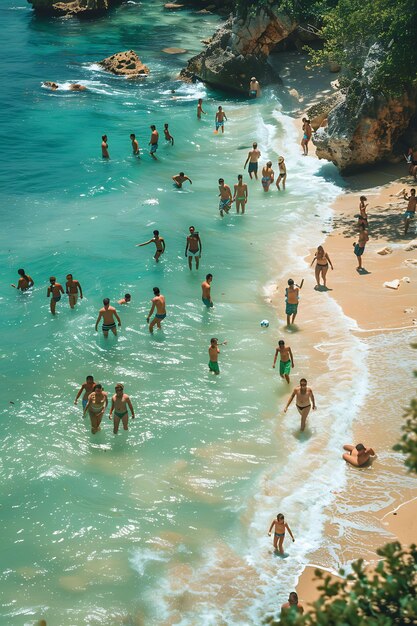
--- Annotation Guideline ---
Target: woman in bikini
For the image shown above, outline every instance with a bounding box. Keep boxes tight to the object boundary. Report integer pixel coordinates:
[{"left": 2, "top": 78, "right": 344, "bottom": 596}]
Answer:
[
  {"left": 276, "top": 156, "right": 287, "bottom": 190},
  {"left": 301, "top": 118, "right": 312, "bottom": 155},
  {"left": 232, "top": 174, "right": 248, "bottom": 214},
  {"left": 83, "top": 383, "right": 108, "bottom": 434},
  {"left": 284, "top": 378, "right": 316, "bottom": 432},
  {"left": 261, "top": 161, "right": 274, "bottom": 192},
  {"left": 310, "top": 245, "right": 333, "bottom": 288},
  {"left": 268, "top": 513, "right": 295, "bottom": 554},
  {"left": 109, "top": 383, "right": 135, "bottom": 435}
]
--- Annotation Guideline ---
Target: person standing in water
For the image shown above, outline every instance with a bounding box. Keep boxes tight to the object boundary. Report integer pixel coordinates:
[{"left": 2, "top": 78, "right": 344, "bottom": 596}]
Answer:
[
  {"left": 164, "top": 123, "right": 174, "bottom": 145},
  {"left": 301, "top": 118, "right": 312, "bottom": 155},
  {"left": 273, "top": 340, "right": 294, "bottom": 384},
  {"left": 218, "top": 178, "right": 232, "bottom": 217},
  {"left": 185, "top": 226, "right": 202, "bottom": 270},
  {"left": 101, "top": 135, "right": 109, "bottom": 159},
  {"left": 285, "top": 278, "right": 302, "bottom": 326},
  {"left": 281, "top": 592, "right": 304, "bottom": 615},
  {"left": 310, "top": 246, "right": 333, "bottom": 289},
  {"left": 201, "top": 273, "right": 213, "bottom": 308},
  {"left": 83, "top": 383, "right": 108, "bottom": 434},
  {"left": 65, "top": 274, "right": 83, "bottom": 309},
  {"left": 208, "top": 337, "right": 226, "bottom": 375},
  {"left": 95, "top": 298, "right": 121, "bottom": 337},
  {"left": 215, "top": 106, "right": 227, "bottom": 134},
  {"left": 268, "top": 513, "right": 295, "bottom": 554},
  {"left": 11, "top": 268, "right": 34, "bottom": 291},
  {"left": 147, "top": 287, "right": 166, "bottom": 333},
  {"left": 109, "top": 383, "right": 135, "bottom": 434},
  {"left": 74, "top": 375, "right": 96, "bottom": 411},
  {"left": 249, "top": 77, "right": 261, "bottom": 98},
  {"left": 47, "top": 276, "right": 64, "bottom": 315},
  {"left": 149, "top": 125, "right": 159, "bottom": 159},
  {"left": 136, "top": 230, "right": 165, "bottom": 262},
  {"left": 172, "top": 172, "right": 192, "bottom": 188},
  {"left": 353, "top": 226, "right": 369, "bottom": 270},
  {"left": 284, "top": 378, "right": 316, "bottom": 432},
  {"left": 130, "top": 133, "right": 139, "bottom": 156},
  {"left": 197, "top": 98, "right": 206, "bottom": 119},
  {"left": 232, "top": 174, "right": 248, "bottom": 214},
  {"left": 276, "top": 156, "right": 287, "bottom": 190},
  {"left": 244, "top": 142, "right": 261, "bottom": 180},
  {"left": 261, "top": 161, "right": 274, "bottom": 192}
]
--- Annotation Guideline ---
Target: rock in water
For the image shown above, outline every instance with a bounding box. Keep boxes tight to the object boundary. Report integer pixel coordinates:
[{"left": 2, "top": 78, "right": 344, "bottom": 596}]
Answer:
[
  {"left": 162, "top": 48, "right": 188, "bottom": 55},
  {"left": 27, "top": 0, "right": 121, "bottom": 17},
  {"left": 98, "top": 51, "right": 150, "bottom": 77}
]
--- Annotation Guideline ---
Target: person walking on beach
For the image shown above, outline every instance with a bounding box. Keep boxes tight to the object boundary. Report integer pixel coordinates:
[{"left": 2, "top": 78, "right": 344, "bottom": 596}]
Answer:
[
  {"left": 83, "top": 383, "right": 108, "bottom": 434},
  {"left": 310, "top": 246, "right": 333, "bottom": 289},
  {"left": 215, "top": 106, "right": 227, "bottom": 134},
  {"left": 276, "top": 156, "right": 287, "bottom": 190},
  {"left": 358, "top": 195, "right": 368, "bottom": 228},
  {"left": 342, "top": 443, "right": 376, "bottom": 467},
  {"left": 261, "top": 161, "right": 274, "bottom": 192},
  {"left": 164, "top": 123, "right": 174, "bottom": 146},
  {"left": 218, "top": 178, "right": 232, "bottom": 217},
  {"left": 285, "top": 278, "right": 303, "bottom": 326},
  {"left": 147, "top": 287, "right": 166, "bottom": 333},
  {"left": 74, "top": 375, "right": 96, "bottom": 411},
  {"left": 130, "top": 133, "right": 139, "bottom": 156},
  {"left": 268, "top": 513, "right": 295, "bottom": 554},
  {"left": 249, "top": 77, "right": 261, "bottom": 98},
  {"left": 208, "top": 337, "right": 226, "bottom": 375},
  {"left": 11, "top": 268, "right": 34, "bottom": 291},
  {"left": 65, "top": 273, "right": 83, "bottom": 309},
  {"left": 47, "top": 276, "right": 64, "bottom": 315},
  {"left": 301, "top": 118, "right": 312, "bottom": 156},
  {"left": 281, "top": 592, "right": 304, "bottom": 615},
  {"left": 101, "top": 135, "right": 109, "bottom": 159},
  {"left": 244, "top": 142, "right": 261, "bottom": 180},
  {"left": 109, "top": 383, "right": 135, "bottom": 434},
  {"left": 118, "top": 293, "right": 131, "bottom": 305},
  {"left": 407, "top": 147, "right": 417, "bottom": 180},
  {"left": 136, "top": 230, "right": 165, "bottom": 262},
  {"left": 273, "top": 340, "right": 294, "bottom": 384},
  {"left": 232, "top": 174, "right": 248, "bottom": 213},
  {"left": 95, "top": 298, "right": 121, "bottom": 337},
  {"left": 353, "top": 226, "right": 369, "bottom": 270},
  {"left": 201, "top": 273, "right": 213, "bottom": 308},
  {"left": 403, "top": 188, "right": 416, "bottom": 234},
  {"left": 197, "top": 98, "right": 206, "bottom": 119},
  {"left": 172, "top": 172, "right": 192, "bottom": 188},
  {"left": 284, "top": 378, "right": 316, "bottom": 432},
  {"left": 185, "top": 226, "right": 202, "bottom": 270},
  {"left": 149, "top": 125, "right": 159, "bottom": 159}
]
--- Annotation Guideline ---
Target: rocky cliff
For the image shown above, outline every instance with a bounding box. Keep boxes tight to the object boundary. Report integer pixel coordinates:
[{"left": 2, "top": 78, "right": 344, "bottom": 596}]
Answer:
[
  {"left": 27, "top": 0, "right": 121, "bottom": 17},
  {"left": 181, "top": 3, "right": 297, "bottom": 93}
]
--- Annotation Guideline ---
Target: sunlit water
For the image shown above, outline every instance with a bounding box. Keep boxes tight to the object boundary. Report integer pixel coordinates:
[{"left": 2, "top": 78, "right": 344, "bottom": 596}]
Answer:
[{"left": 1, "top": 2, "right": 415, "bottom": 625}]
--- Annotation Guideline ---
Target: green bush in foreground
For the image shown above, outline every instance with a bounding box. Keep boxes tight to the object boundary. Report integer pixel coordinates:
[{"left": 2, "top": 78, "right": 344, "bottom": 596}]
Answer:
[{"left": 393, "top": 372, "right": 417, "bottom": 474}]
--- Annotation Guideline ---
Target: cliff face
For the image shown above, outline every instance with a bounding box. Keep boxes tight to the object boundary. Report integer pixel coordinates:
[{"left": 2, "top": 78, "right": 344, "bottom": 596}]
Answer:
[
  {"left": 181, "top": 4, "right": 297, "bottom": 92},
  {"left": 27, "top": 0, "right": 121, "bottom": 17}
]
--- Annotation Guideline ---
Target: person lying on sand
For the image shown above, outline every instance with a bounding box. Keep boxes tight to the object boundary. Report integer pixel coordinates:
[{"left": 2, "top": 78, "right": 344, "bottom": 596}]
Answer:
[{"left": 342, "top": 443, "right": 375, "bottom": 467}]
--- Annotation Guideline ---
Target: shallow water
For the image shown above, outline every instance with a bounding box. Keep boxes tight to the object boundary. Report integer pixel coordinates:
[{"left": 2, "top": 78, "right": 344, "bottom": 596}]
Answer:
[{"left": 1, "top": 1, "right": 414, "bottom": 625}]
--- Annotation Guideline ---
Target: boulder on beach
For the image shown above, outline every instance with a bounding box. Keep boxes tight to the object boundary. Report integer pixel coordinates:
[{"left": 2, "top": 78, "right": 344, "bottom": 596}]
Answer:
[
  {"left": 376, "top": 246, "right": 393, "bottom": 255},
  {"left": 404, "top": 239, "right": 417, "bottom": 251},
  {"left": 383, "top": 279, "right": 400, "bottom": 290},
  {"left": 98, "top": 50, "right": 149, "bottom": 77}
]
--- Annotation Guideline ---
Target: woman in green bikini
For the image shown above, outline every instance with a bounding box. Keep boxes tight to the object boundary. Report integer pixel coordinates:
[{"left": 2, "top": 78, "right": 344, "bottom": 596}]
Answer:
[
  {"left": 232, "top": 174, "right": 248, "bottom": 214},
  {"left": 109, "top": 383, "right": 135, "bottom": 434},
  {"left": 268, "top": 513, "right": 295, "bottom": 554}
]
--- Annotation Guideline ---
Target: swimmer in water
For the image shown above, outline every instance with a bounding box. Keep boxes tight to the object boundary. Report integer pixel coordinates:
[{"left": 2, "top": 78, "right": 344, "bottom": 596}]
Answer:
[
  {"left": 147, "top": 287, "right": 166, "bottom": 333},
  {"left": 74, "top": 375, "right": 96, "bottom": 411},
  {"left": 130, "top": 133, "right": 139, "bottom": 156},
  {"left": 47, "top": 276, "right": 64, "bottom": 315},
  {"left": 185, "top": 226, "right": 202, "bottom": 270},
  {"left": 109, "top": 383, "right": 135, "bottom": 434},
  {"left": 215, "top": 106, "right": 227, "bottom": 134},
  {"left": 164, "top": 123, "right": 174, "bottom": 145},
  {"left": 95, "top": 298, "right": 121, "bottom": 337},
  {"left": 118, "top": 293, "right": 131, "bottom": 305},
  {"left": 197, "top": 98, "right": 206, "bottom": 119},
  {"left": 268, "top": 513, "right": 295, "bottom": 553},
  {"left": 284, "top": 378, "right": 316, "bottom": 432},
  {"left": 218, "top": 178, "right": 232, "bottom": 217},
  {"left": 11, "top": 268, "right": 34, "bottom": 291},
  {"left": 101, "top": 135, "right": 109, "bottom": 159},
  {"left": 232, "top": 174, "right": 248, "bottom": 214},
  {"left": 149, "top": 125, "right": 159, "bottom": 159},
  {"left": 136, "top": 229, "right": 165, "bottom": 262},
  {"left": 172, "top": 172, "right": 192, "bottom": 188},
  {"left": 65, "top": 273, "right": 83, "bottom": 309},
  {"left": 83, "top": 383, "right": 108, "bottom": 434}
]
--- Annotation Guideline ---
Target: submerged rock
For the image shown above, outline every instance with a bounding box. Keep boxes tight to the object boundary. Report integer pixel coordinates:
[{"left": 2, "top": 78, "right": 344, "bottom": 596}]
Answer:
[
  {"left": 27, "top": 0, "right": 121, "bottom": 17},
  {"left": 98, "top": 50, "right": 149, "bottom": 77}
]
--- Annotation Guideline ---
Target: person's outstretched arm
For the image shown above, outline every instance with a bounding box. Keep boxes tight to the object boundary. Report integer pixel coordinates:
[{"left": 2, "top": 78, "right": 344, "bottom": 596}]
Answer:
[
  {"left": 136, "top": 239, "right": 153, "bottom": 247},
  {"left": 284, "top": 390, "right": 296, "bottom": 412}
]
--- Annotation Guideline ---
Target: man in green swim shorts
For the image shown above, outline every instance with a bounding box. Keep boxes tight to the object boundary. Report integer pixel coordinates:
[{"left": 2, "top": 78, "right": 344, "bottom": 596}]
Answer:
[
  {"left": 109, "top": 383, "right": 135, "bottom": 434},
  {"left": 272, "top": 339, "right": 294, "bottom": 384},
  {"left": 208, "top": 337, "right": 226, "bottom": 375}
]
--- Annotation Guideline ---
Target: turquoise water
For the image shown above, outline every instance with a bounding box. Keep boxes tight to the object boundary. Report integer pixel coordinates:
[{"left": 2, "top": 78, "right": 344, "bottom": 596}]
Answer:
[{"left": 2, "top": 2, "right": 415, "bottom": 625}]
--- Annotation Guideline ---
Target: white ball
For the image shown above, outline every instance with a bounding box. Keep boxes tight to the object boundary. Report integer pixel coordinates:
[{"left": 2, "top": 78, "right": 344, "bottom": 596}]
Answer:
[{"left": 260, "top": 319, "right": 269, "bottom": 327}]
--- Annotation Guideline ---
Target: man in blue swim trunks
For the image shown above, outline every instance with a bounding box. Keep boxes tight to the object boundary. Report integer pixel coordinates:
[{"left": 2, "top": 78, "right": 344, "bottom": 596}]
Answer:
[
  {"left": 147, "top": 287, "right": 166, "bottom": 333},
  {"left": 218, "top": 178, "right": 232, "bottom": 217},
  {"left": 201, "top": 273, "right": 213, "bottom": 308},
  {"left": 95, "top": 298, "right": 121, "bottom": 337},
  {"left": 149, "top": 125, "right": 159, "bottom": 159},
  {"left": 74, "top": 375, "right": 96, "bottom": 410},
  {"left": 353, "top": 226, "right": 369, "bottom": 270},
  {"left": 215, "top": 105, "right": 227, "bottom": 134},
  {"left": 47, "top": 276, "right": 64, "bottom": 315},
  {"left": 403, "top": 188, "right": 416, "bottom": 234},
  {"left": 244, "top": 142, "right": 261, "bottom": 180},
  {"left": 285, "top": 278, "right": 302, "bottom": 326}
]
